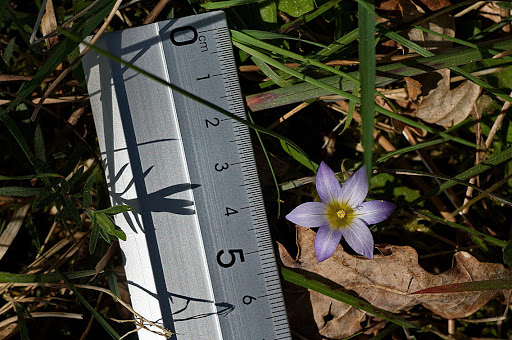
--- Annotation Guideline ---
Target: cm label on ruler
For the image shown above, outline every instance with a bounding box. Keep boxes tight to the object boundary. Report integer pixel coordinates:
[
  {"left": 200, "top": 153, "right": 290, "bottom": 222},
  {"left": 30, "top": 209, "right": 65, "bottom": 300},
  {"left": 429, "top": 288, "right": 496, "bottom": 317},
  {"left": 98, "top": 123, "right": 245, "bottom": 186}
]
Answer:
[{"left": 82, "top": 11, "right": 290, "bottom": 339}]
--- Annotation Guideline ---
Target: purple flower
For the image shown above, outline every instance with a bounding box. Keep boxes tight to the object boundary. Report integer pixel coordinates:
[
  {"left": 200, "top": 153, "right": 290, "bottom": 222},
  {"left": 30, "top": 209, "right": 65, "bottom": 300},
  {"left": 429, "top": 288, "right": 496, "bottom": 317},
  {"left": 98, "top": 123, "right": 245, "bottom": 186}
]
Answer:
[{"left": 286, "top": 162, "right": 396, "bottom": 262}]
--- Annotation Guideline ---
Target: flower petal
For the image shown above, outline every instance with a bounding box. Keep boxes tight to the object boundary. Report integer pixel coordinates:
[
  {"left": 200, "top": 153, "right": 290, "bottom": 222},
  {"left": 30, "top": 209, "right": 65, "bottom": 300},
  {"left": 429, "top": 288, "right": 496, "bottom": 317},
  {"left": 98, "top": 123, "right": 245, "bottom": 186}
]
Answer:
[
  {"left": 314, "top": 225, "right": 343, "bottom": 262},
  {"left": 316, "top": 162, "right": 343, "bottom": 203},
  {"left": 341, "top": 218, "right": 374, "bottom": 259},
  {"left": 356, "top": 200, "right": 396, "bottom": 224},
  {"left": 339, "top": 166, "right": 368, "bottom": 207},
  {"left": 285, "top": 202, "right": 327, "bottom": 227}
]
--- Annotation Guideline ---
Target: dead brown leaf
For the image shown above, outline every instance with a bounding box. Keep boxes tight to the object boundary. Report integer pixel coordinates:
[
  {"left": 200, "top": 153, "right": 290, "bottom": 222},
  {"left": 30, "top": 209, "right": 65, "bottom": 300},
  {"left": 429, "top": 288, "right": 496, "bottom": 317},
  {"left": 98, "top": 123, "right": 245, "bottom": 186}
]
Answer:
[
  {"left": 398, "top": 0, "right": 481, "bottom": 127},
  {"left": 404, "top": 76, "right": 422, "bottom": 101},
  {"left": 398, "top": 0, "right": 455, "bottom": 50},
  {"left": 40, "top": 0, "right": 58, "bottom": 48},
  {"left": 414, "top": 69, "right": 481, "bottom": 127},
  {"left": 417, "top": 0, "right": 451, "bottom": 12},
  {"left": 479, "top": 2, "right": 507, "bottom": 24},
  {"left": 279, "top": 228, "right": 511, "bottom": 339}
]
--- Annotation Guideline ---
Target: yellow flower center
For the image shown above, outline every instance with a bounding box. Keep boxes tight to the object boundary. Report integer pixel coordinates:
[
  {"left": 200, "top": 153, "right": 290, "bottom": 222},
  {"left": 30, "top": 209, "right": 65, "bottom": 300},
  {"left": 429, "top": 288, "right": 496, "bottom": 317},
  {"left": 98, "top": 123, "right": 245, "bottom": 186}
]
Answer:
[{"left": 326, "top": 201, "right": 354, "bottom": 229}]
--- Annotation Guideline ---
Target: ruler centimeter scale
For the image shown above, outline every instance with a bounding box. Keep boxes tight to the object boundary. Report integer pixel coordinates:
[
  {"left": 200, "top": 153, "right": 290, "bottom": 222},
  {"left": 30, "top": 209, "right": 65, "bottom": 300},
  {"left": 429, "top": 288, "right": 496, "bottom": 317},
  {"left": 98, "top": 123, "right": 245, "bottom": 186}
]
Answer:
[{"left": 81, "top": 11, "right": 291, "bottom": 340}]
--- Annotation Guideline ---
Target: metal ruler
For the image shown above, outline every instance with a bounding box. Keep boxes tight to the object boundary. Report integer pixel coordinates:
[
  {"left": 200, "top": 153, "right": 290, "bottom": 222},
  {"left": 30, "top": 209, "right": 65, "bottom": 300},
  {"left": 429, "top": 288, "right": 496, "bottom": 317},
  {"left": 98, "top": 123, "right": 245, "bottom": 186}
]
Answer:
[{"left": 81, "top": 11, "right": 291, "bottom": 340}]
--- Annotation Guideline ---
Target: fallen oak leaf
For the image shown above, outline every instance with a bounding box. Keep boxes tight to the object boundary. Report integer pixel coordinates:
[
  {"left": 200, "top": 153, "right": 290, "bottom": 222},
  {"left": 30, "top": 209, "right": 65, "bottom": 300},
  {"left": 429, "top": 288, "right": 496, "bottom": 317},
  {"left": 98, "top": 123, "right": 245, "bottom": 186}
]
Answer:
[
  {"left": 413, "top": 69, "right": 481, "bottom": 127},
  {"left": 279, "top": 228, "right": 511, "bottom": 338}
]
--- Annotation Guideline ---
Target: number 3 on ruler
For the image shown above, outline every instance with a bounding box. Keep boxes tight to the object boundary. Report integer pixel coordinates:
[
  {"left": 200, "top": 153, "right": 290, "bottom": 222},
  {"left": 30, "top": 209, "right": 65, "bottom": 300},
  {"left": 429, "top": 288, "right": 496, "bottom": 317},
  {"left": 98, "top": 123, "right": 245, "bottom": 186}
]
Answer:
[{"left": 217, "top": 249, "right": 245, "bottom": 268}]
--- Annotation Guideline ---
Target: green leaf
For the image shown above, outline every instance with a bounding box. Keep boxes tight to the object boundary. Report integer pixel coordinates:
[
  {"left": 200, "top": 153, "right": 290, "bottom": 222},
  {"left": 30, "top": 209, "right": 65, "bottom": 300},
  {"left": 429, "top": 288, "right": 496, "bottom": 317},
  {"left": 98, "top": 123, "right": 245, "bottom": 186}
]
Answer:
[
  {"left": 503, "top": 240, "right": 512, "bottom": 266},
  {"left": 96, "top": 212, "right": 127, "bottom": 241},
  {"left": 277, "top": 0, "right": 344, "bottom": 33},
  {"left": 280, "top": 140, "right": 318, "bottom": 172},
  {"left": 0, "top": 186, "right": 42, "bottom": 197},
  {"left": 82, "top": 174, "right": 97, "bottom": 209},
  {"left": 95, "top": 205, "right": 134, "bottom": 216},
  {"left": 0, "top": 0, "right": 10, "bottom": 21},
  {"left": 278, "top": 0, "right": 314, "bottom": 17},
  {"left": 106, "top": 265, "right": 120, "bottom": 298},
  {"left": 31, "top": 157, "right": 54, "bottom": 179},
  {"left": 57, "top": 196, "right": 82, "bottom": 227},
  {"left": 63, "top": 166, "right": 84, "bottom": 192},
  {"left": 2, "top": 37, "right": 15, "bottom": 65},
  {"left": 34, "top": 189, "right": 60, "bottom": 210},
  {"left": 259, "top": 0, "right": 277, "bottom": 23},
  {"left": 73, "top": 0, "right": 95, "bottom": 13},
  {"left": 498, "top": 1, "right": 512, "bottom": 10},
  {"left": 13, "top": 302, "right": 30, "bottom": 340},
  {"left": 61, "top": 145, "right": 83, "bottom": 177},
  {"left": 34, "top": 124, "right": 45, "bottom": 162},
  {"left": 98, "top": 223, "right": 114, "bottom": 243},
  {"left": 89, "top": 211, "right": 100, "bottom": 254}
]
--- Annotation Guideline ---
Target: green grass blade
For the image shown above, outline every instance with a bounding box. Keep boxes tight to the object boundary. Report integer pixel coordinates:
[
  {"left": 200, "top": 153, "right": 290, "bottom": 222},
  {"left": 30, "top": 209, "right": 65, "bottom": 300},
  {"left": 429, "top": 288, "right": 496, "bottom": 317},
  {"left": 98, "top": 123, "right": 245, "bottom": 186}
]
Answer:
[
  {"left": 13, "top": 302, "right": 30, "bottom": 340},
  {"left": 377, "top": 168, "right": 512, "bottom": 207},
  {"left": 0, "top": 0, "right": 116, "bottom": 165},
  {"left": 251, "top": 56, "right": 291, "bottom": 87},
  {"left": 246, "top": 38, "right": 512, "bottom": 111},
  {"left": 0, "top": 186, "right": 42, "bottom": 197},
  {"left": 247, "top": 110, "right": 282, "bottom": 216},
  {"left": 411, "top": 279, "right": 512, "bottom": 294},
  {"left": 57, "top": 269, "right": 120, "bottom": 339},
  {"left": 413, "top": 146, "right": 512, "bottom": 205},
  {"left": 201, "top": 0, "right": 266, "bottom": 9},
  {"left": 469, "top": 15, "right": 512, "bottom": 41},
  {"left": 231, "top": 30, "right": 360, "bottom": 86},
  {"left": 0, "top": 173, "right": 62, "bottom": 181},
  {"left": 375, "top": 138, "right": 448, "bottom": 164},
  {"left": 414, "top": 209, "right": 507, "bottom": 248},
  {"left": 0, "top": 270, "right": 97, "bottom": 283},
  {"left": 358, "top": 0, "right": 376, "bottom": 178},
  {"left": 342, "top": 87, "right": 359, "bottom": 134},
  {"left": 240, "top": 30, "right": 328, "bottom": 48},
  {"left": 280, "top": 140, "right": 319, "bottom": 172},
  {"left": 382, "top": 30, "right": 512, "bottom": 104},
  {"left": 281, "top": 267, "right": 421, "bottom": 329},
  {"left": 235, "top": 40, "right": 479, "bottom": 149},
  {"left": 1, "top": 0, "right": 116, "bottom": 118}
]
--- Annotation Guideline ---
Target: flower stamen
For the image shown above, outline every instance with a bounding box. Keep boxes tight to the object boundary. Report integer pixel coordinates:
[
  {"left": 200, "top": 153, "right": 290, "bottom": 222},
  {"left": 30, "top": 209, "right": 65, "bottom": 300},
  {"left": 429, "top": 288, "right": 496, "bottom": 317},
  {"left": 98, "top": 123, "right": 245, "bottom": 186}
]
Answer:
[{"left": 337, "top": 209, "right": 346, "bottom": 219}]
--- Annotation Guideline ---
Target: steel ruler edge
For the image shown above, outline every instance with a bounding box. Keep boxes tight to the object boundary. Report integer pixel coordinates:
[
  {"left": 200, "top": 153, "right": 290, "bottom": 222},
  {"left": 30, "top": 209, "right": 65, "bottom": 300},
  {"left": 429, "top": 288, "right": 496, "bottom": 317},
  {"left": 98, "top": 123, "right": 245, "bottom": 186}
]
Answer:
[{"left": 81, "top": 11, "right": 291, "bottom": 340}]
